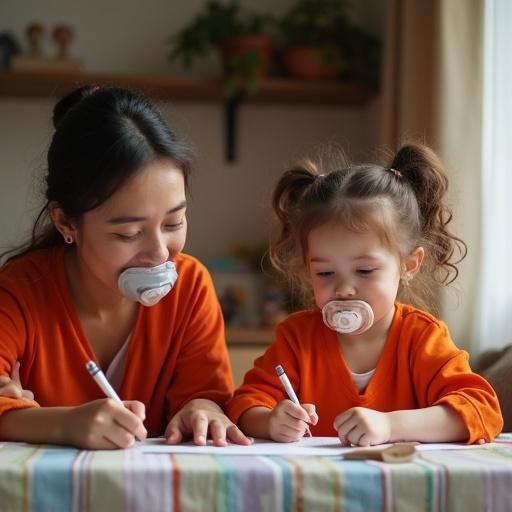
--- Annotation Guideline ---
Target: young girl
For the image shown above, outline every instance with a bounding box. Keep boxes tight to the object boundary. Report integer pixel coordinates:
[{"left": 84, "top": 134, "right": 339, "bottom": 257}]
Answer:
[
  {"left": 227, "top": 144, "right": 503, "bottom": 446},
  {"left": 0, "top": 85, "right": 250, "bottom": 449}
]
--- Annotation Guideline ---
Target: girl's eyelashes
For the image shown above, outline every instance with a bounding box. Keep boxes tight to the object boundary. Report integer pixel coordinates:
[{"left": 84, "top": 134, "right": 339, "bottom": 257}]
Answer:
[
  {"left": 357, "top": 268, "right": 376, "bottom": 275},
  {"left": 316, "top": 271, "right": 334, "bottom": 277}
]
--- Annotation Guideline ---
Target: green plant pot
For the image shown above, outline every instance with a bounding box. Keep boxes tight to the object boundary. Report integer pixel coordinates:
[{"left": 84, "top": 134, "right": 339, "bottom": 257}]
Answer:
[{"left": 282, "top": 45, "right": 343, "bottom": 80}]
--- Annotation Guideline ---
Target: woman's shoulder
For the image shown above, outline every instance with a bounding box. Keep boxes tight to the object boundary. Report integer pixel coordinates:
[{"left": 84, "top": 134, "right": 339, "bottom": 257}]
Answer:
[
  {"left": 174, "top": 252, "right": 211, "bottom": 281},
  {"left": 0, "top": 248, "right": 63, "bottom": 286}
]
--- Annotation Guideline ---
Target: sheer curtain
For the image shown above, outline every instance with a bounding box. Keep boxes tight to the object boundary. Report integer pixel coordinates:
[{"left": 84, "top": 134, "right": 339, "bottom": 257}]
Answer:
[{"left": 474, "top": 0, "right": 512, "bottom": 352}]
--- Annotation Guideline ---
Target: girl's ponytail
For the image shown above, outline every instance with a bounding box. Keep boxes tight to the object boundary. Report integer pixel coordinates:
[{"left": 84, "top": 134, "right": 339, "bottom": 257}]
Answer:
[{"left": 390, "top": 144, "right": 467, "bottom": 284}]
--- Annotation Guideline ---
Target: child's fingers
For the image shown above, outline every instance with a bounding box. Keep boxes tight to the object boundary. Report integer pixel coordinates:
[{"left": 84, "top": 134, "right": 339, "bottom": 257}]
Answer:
[
  {"left": 123, "top": 400, "right": 146, "bottom": 421},
  {"left": 302, "top": 403, "right": 318, "bottom": 425},
  {"left": 333, "top": 408, "right": 355, "bottom": 431},
  {"left": 283, "top": 400, "right": 311, "bottom": 424}
]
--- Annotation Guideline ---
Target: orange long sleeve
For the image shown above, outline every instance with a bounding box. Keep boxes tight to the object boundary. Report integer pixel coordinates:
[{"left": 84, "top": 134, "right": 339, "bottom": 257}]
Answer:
[
  {"left": 227, "top": 303, "right": 503, "bottom": 443},
  {"left": 0, "top": 248, "right": 233, "bottom": 437}
]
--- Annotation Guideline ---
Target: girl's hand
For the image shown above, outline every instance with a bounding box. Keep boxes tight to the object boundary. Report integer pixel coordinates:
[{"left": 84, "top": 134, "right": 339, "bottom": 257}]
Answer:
[
  {"left": 269, "top": 399, "right": 318, "bottom": 442},
  {"left": 165, "top": 398, "right": 252, "bottom": 447},
  {"left": 0, "top": 362, "right": 35, "bottom": 401},
  {"left": 334, "top": 407, "right": 391, "bottom": 446},
  {"left": 64, "top": 398, "right": 147, "bottom": 450}
]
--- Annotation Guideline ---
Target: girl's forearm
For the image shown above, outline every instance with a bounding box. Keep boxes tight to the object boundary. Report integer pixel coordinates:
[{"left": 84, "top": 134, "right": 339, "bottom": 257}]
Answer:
[
  {"left": 389, "top": 405, "right": 468, "bottom": 443},
  {"left": 0, "top": 407, "right": 72, "bottom": 445},
  {"left": 238, "top": 406, "right": 272, "bottom": 439}
]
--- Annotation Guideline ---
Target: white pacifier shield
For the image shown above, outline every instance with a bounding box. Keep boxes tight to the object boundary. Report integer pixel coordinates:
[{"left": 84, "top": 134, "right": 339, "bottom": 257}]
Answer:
[
  {"left": 322, "top": 299, "right": 374, "bottom": 335},
  {"left": 118, "top": 261, "right": 178, "bottom": 307}
]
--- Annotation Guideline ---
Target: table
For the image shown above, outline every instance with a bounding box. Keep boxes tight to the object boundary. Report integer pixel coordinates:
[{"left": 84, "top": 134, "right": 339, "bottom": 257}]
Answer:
[{"left": 1, "top": 435, "right": 512, "bottom": 512}]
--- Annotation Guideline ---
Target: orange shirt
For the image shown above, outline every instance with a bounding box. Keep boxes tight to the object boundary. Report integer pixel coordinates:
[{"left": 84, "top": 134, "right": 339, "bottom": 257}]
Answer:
[
  {"left": 227, "top": 303, "right": 503, "bottom": 443},
  {"left": 0, "top": 248, "right": 233, "bottom": 437}
]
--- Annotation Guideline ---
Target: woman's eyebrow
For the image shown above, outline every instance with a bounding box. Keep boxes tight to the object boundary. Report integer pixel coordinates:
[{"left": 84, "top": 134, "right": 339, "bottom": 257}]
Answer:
[{"left": 106, "top": 201, "right": 187, "bottom": 224}]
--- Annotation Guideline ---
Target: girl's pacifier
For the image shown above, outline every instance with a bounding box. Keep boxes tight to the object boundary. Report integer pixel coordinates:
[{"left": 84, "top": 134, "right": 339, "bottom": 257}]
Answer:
[
  {"left": 118, "top": 261, "right": 178, "bottom": 307},
  {"left": 322, "top": 299, "right": 374, "bottom": 335}
]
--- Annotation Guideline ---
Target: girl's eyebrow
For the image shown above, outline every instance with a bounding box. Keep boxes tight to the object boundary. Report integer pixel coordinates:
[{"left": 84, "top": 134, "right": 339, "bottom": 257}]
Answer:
[{"left": 106, "top": 200, "right": 187, "bottom": 224}]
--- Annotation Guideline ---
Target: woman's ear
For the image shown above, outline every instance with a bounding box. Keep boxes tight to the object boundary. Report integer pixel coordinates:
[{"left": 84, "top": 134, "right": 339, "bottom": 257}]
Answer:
[
  {"left": 48, "top": 202, "right": 77, "bottom": 245},
  {"left": 401, "top": 247, "right": 424, "bottom": 281}
]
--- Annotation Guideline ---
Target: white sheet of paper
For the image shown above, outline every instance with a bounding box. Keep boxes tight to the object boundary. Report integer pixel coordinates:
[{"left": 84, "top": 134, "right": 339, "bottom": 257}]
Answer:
[{"left": 135, "top": 437, "right": 496, "bottom": 456}]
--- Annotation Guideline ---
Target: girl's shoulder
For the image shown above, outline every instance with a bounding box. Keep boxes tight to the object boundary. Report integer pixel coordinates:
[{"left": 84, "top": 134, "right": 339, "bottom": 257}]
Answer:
[
  {"left": 276, "top": 308, "right": 323, "bottom": 335},
  {"left": 396, "top": 302, "right": 446, "bottom": 331}
]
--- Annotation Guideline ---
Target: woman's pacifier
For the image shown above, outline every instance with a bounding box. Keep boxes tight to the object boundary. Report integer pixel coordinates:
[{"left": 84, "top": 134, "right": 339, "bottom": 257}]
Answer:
[
  {"left": 322, "top": 299, "right": 374, "bottom": 335},
  {"left": 118, "top": 261, "right": 178, "bottom": 306}
]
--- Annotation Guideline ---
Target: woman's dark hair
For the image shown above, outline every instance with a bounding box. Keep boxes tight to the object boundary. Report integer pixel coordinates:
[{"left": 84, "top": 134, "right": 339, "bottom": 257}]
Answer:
[
  {"left": 269, "top": 143, "right": 467, "bottom": 314},
  {"left": 1, "top": 85, "right": 192, "bottom": 265}
]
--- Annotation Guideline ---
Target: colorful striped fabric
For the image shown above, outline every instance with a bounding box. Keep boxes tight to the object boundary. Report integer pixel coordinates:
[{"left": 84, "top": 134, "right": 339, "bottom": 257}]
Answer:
[{"left": 1, "top": 436, "right": 512, "bottom": 511}]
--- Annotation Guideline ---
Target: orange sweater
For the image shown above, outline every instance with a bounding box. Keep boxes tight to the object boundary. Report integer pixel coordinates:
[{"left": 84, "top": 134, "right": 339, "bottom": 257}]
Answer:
[
  {"left": 0, "top": 248, "right": 233, "bottom": 437},
  {"left": 227, "top": 303, "right": 503, "bottom": 443}
]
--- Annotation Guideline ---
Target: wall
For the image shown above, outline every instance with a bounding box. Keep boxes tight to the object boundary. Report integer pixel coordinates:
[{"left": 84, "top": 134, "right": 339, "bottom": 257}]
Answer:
[{"left": 0, "top": 0, "right": 384, "bottom": 260}]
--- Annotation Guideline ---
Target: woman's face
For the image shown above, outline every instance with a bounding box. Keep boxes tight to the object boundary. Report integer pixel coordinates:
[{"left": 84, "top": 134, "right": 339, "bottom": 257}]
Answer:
[{"left": 72, "top": 158, "right": 187, "bottom": 297}]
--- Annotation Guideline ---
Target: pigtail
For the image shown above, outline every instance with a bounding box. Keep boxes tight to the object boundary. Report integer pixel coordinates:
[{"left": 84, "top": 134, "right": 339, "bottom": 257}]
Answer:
[
  {"left": 391, "top": 144, "right": 467, "bottom": 285},
  {"left": 269, "top": 161, "right": 322, "bottom": 299}
]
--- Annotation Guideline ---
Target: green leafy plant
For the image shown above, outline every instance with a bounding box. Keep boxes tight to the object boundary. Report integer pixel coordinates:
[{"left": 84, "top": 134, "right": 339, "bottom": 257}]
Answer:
[
  {"left": 169, "top": 1, "right": 274, "bottom": 95},
  {"left": 278, "top": 0, "right": 380, "bottom": 82}
]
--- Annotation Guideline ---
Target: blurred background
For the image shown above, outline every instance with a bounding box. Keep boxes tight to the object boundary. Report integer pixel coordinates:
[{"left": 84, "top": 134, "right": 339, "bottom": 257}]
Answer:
[{"left": 1, "top": 0, "right": 510, "bottom": 385}]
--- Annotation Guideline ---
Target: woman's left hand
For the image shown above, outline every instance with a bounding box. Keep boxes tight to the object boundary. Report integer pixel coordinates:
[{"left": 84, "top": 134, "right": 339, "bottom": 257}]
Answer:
[
  {"left": 164, "top": 398, "right": 252, "bottom": 447},
  {"left": 0, "top": 362, "right": 35, "bottom": 402},
  {"left": 334, "top": 407, "right": 392, "bottom": 447}
]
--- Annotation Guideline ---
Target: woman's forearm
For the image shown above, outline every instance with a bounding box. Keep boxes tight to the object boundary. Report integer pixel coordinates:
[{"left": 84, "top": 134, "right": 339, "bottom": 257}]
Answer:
[
  {"left": 389, "top": 405, "right": 468, "bottom": 443},
  {"left": 0, "top": 407, "right": 72, "bottom": 445}
]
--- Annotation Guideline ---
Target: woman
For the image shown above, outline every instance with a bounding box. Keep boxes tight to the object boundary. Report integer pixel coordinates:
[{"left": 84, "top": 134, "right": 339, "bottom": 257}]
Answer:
[{"left": 0, "top": 85, "right": 250, "bottom": 449}]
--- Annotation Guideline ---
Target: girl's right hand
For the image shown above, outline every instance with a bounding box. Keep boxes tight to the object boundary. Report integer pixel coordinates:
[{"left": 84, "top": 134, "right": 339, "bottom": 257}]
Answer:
[
  {"left": 64, "top": 398, "right": 147, "bottom": 450},
  {"left": 269, "top": 399, "right": 318, "bottom": 442},
  {"left": 0, "top": 362, "right": 34, "bottom": 401}
]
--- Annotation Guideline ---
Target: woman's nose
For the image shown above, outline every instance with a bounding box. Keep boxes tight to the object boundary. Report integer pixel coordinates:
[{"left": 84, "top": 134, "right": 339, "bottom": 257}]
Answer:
[{"left": 139, "top": 235, "right": 169, "bottom": 266}]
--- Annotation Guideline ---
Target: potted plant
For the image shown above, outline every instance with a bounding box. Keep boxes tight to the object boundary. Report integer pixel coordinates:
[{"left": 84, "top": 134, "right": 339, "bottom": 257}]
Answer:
[
  {"left": 169, "top": 1, "right": 274, "bottom": 96},
  {"left": 277, "top": 0, "right": 380, "bottom": 82}
]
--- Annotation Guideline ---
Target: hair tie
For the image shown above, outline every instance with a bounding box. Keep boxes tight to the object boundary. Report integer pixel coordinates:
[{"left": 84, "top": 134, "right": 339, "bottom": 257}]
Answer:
[
  {"left": 387, "top": 168, "right": 402, "bottom": 179},
  {"left": 315, "top": 174, "right": 325, "bottom": 181}
]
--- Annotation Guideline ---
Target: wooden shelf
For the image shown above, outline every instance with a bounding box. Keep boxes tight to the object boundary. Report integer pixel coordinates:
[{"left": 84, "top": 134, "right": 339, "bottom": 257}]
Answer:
[
  {"left": 226, "top": 327, "right": 275, "bottom": 346},
  {"left": 0, "top": 70, "right": 376, "bottom": 105}
]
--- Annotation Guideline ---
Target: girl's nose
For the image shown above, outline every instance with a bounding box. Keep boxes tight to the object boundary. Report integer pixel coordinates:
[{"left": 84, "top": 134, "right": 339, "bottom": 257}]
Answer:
[{"left": 335, "top": 281, "right": 356, "bottom": 298}]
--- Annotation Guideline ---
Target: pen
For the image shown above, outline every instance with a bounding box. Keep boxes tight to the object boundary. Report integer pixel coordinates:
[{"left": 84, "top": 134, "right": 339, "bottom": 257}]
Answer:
[
  {"left": 275, "top": 364, "right": 312, "bottom": 437},
  {"left": 85, "top": 361, "right": 122, "bottom": 403},
  {"left": 85, "top": 360, "right": 143, "bottom": 441}
]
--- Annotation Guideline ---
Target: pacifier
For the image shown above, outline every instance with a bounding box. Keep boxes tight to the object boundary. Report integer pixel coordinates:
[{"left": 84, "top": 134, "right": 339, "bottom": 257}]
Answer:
[
  {"left": 118, "top": 261, "right": 178, "bottom": 306},
  {"left": 322, "top": 299, "right": 374, "bottom": 335}
]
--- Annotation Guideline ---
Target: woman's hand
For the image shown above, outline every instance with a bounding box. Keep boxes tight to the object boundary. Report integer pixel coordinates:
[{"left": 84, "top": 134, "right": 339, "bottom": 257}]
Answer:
[
  {"left": 334, "top": 407, "right": 391, "bottom": 446},
  {"left": 164, "top": 398, "right": 252, "bottom": 447},
  {"left": 0, "top": 362, "right": 35, "bottom": 401},
  {"left": 268, "top": 399, "right": 318, "bottom": 442},
  {"left": 63, "top": 398, "right": 147, "bottom": 450}
]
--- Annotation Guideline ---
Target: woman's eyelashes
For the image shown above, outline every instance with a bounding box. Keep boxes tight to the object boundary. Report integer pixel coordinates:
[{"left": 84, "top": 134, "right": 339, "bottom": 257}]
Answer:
[{"left": 114, "top": 221, "right": 185, "bottom": 241}]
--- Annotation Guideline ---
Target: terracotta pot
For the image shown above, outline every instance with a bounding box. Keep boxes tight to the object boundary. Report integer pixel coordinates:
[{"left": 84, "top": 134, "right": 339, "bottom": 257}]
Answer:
[
  {"left": 282, "top": 46, "right": 342, "bottom": 80},
  {"left": 219, "top": 35, "right": 273, "bottom": 76}
]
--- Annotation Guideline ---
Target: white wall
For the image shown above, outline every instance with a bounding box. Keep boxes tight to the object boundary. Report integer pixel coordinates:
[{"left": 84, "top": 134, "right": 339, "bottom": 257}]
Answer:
[{"left": 0, "top": 0, "right": 384, "bottom": 260}]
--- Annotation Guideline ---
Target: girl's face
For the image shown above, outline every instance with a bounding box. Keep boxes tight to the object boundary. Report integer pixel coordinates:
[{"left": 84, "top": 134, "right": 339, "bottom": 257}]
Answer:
[
  {"left": 72, "top": 159, "right": 187, "bottom": 298},
  {"left": 307, "top": 222, "right": 406, "bottom": 332}
]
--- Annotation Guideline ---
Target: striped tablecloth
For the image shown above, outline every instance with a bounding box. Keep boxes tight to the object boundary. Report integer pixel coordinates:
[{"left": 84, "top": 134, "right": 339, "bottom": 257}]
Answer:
[{"left": 1, "top": 435, "right": 512, "bottom": 512}]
